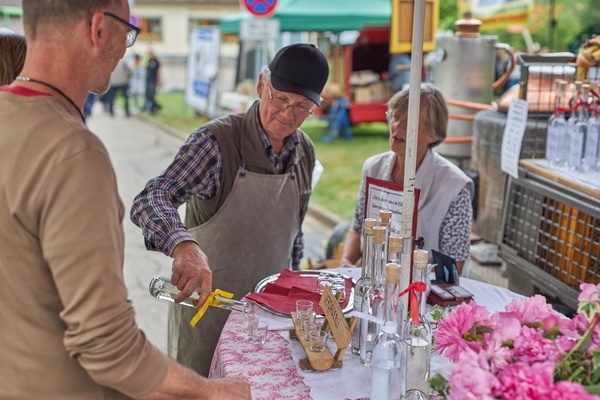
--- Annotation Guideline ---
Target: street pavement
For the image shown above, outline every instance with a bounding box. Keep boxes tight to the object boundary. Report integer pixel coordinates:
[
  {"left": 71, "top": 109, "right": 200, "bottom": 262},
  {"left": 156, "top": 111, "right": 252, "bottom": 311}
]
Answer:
[{"left": 88, "top": 106, "right": 332, "bottom": 353}]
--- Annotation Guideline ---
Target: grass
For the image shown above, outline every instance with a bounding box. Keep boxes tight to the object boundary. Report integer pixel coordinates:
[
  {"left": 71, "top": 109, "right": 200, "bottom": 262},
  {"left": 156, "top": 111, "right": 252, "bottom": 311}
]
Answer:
[
  {"left": 154, "top": 91, "right": 209, "bottom": 133},
  {"left": 150, "top": 91, "right": 390, "bottom": 221},
  {"left": 301, "top": 120, "right": 389, "bottom": 220}
]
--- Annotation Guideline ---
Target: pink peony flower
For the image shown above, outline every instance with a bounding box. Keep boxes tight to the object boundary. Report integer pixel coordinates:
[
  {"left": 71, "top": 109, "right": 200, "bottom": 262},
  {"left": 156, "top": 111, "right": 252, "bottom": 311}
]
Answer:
[
  {"left": 433, "top": 301, "right": 491, "bottom": 361},
  {"left": 549, "top": 381, "right": 598, "bottom": 400},
  {"left": 504, "top": 294, "right": 555, "bottom": 325},
  {"left": 480, "top": 340, "right": 513, "bottom": 374},
  {"left": 542, "top": 313, "right": 562, "bottom": 333},
  {"left": 579, "top": 283, "right": 600, "bottom": 303},
  {"left": 433, "top": 283, "right": 600, "bottom": 400},
  {"left": 560, "top": 312, "right": 588, "bottom": 338},
  {"left": 489, "top": 311, "right": 522, "bottom": 345},
  {"left": 512, "top": 326, "right": 561, "bottom": 364},
  {"left": 494, "top": 361, "right": 554, "bottom": 400},
  {"left": 447, "top": 349, "right": 498, "bottom": 400},
  {"left": 554, "top": 334, "right": 577, "bottom": 353}
]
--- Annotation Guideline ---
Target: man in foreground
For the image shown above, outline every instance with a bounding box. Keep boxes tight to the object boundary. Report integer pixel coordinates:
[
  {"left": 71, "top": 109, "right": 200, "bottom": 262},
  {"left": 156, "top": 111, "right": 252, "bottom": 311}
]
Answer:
[{"left": 0, "top": 1, "right": 250, "bottom": 398}]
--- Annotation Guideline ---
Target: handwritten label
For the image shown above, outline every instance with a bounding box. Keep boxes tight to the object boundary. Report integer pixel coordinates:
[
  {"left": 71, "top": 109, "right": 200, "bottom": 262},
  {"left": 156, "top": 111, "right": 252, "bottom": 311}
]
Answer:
[{"left": 320, "top": 285, "right": 351, "bottom": 347}]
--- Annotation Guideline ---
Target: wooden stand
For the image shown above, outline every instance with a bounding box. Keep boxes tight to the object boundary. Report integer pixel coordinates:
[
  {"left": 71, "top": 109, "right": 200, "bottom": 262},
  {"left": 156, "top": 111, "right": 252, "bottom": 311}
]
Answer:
[{"left": 289, "top": 285, "right": 357, "bottom": 371}]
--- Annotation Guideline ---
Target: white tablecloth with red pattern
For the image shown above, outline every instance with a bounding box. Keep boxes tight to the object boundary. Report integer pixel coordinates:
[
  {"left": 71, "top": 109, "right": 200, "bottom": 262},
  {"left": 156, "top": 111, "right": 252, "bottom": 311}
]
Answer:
[{"left": 208, "top": 270, "right": 524, "bottom": 400}]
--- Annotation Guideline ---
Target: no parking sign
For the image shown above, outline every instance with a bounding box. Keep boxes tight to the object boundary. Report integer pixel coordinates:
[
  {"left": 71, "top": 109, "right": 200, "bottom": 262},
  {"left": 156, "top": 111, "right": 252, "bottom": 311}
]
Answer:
[{"left": 240, "top": 0, "right": 278, "bottom": 18}]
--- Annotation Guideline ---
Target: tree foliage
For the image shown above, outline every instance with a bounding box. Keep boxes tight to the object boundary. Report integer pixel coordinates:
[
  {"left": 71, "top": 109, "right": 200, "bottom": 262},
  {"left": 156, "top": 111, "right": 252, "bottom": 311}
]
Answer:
[{"left": 436, "top": 0, "right": 599, "bottom": 53}]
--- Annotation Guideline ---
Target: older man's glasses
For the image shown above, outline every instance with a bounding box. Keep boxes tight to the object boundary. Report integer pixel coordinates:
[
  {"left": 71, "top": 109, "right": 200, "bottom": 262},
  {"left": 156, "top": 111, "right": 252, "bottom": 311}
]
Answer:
[
  {"left": 267, "top": 84, "right": 314, "bottom": 118},
  {"left": 103, "top": 12, "right": 141, "bottom": 48}
]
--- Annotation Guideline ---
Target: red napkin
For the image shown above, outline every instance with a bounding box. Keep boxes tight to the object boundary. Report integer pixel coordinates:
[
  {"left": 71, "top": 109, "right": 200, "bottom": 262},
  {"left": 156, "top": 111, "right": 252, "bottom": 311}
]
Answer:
[{"left": 246, "top": 269, "right": 352, "bottom": 316}]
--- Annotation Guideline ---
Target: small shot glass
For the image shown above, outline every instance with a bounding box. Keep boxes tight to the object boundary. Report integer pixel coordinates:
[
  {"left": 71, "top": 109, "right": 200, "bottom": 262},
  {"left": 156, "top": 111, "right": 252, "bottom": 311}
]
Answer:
[
  {"left": 303, "top": 319, "right": 323, "bottom": 341},
  {"left": 318, "top": 279, "right": 333, "bottom": 295},
  {"left": 295, "top": 300, "right": 313, "bottom": 320},
  {"left": 251, "top": 320, "right": 269, "bottom": 346},
  {"left": 331, "top": 283, "right": 347, "bottom": 302},
  {"left": 309, "top": 330, "right": 329, "bottom": 353},
  {"left": 245, "top": 314, "right": 259, "bottom": 339},
  {"left": 298, "top": 310, "right": 315, "bottom": 331}
]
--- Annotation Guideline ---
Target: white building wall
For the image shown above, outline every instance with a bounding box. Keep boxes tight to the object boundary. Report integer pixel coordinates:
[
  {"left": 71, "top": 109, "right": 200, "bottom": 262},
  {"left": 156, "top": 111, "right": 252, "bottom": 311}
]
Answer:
[{"left": 131, "top": 3, "right": 239, "bottom": 60}]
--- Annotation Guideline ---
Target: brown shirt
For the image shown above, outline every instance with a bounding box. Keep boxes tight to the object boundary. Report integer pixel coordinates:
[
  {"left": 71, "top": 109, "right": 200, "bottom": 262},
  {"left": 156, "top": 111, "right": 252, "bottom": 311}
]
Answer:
[{"left": 0, "top": 89, "right": 168, "bottom": 399}]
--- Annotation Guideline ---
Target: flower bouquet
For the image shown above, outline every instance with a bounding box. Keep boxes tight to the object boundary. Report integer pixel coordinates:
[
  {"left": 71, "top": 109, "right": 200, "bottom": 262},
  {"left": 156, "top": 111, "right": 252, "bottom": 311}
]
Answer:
[{"left": 430, "top": 283, "right": 600, "bottom": 400}]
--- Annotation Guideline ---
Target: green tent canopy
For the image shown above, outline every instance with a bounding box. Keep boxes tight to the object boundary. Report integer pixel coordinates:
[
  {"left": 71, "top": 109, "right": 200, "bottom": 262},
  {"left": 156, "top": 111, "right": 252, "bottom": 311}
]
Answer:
[{"left": 220, "top": 0, "right": 391, "bottom": 33}]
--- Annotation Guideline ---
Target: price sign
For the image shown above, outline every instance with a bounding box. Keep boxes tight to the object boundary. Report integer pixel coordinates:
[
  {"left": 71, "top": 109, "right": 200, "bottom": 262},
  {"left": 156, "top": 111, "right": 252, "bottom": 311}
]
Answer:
[{"left": 240, "top": 0, "right": 278, "bottom": 18}]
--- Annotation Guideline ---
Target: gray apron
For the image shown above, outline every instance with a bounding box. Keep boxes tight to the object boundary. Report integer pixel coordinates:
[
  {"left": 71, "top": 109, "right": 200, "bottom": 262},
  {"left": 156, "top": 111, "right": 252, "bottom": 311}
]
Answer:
[{"left": 168, "top": 166, "right": 300, "bottom": 376}]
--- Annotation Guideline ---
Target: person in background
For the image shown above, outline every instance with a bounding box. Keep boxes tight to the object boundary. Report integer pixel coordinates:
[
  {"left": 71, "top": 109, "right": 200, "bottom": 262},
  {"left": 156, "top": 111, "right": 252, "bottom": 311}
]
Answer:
[
  {"left": 0, "top": 0, "right": 250, "bottom": 398},
  {"left": 131, "top": 43, "right": 329, "bottom": 376},
  {"left": 107, "top": 57, "right": 131, "bottom": 117},
  {"left": 129, "top": 53, "right": 146, "bottom": 112},
  {"left": 339, "top": 83, "right": 474, "bottom": 275},
  {"left": 83, "top": 92, "right": 98, "bottom": 118},
  {"left": 144, "top": 48, "right": 162, "bottom": 114},
  {"left": 0, "top": 28, "right": 26, "bottom": 85}
]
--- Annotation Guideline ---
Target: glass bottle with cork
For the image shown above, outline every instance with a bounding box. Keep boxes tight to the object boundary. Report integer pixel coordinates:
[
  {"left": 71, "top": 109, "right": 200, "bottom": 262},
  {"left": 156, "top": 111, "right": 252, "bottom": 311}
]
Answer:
[
  {"left": 371, "top": 321, "right": 406, "bottom": 400},
  {"left": 586, "top": 81, "right": 600, "bottom": 171},
  {"left": 378, "top": 262, "right": 405, "bottom": 336},
  {"left": 403, "top": 249, "right": 432, "bottom": 396},
  {"left": 378, "top": 209, "right": 392, "bottom": 260},
  {"left": 360, "top": 225, "right": 387, "bottom": 367},
  {"left": 569, "top": 83, "right": 591, "bottom": 172},
  {"left": 352, "top": 217, "right": 378, "bottom": 355},
  {"left": 546, "top": 79, "right": 569, "bottom": 167}
]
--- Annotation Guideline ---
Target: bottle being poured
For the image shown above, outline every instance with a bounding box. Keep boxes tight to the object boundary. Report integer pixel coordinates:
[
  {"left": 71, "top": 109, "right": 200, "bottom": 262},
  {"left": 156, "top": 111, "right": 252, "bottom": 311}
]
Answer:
[{"left": 149, "top": 276, "right": 251, "bottom": 314}]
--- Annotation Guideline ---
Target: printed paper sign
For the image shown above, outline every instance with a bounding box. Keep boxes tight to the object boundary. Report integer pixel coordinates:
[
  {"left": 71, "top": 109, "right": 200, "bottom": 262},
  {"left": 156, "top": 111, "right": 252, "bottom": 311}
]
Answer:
[
  {"left": 364, "top": 177, "right": 420, "bottom": 237},
  {"left": 501, "top": 99, "right": 528, "bottom": 179}
]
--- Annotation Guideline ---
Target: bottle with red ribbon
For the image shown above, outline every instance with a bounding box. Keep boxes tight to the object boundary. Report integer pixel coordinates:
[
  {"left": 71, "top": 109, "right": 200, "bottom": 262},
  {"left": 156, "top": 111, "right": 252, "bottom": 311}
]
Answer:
[{"left": 402, "top": 249, "right": 432, "bottom": 396}]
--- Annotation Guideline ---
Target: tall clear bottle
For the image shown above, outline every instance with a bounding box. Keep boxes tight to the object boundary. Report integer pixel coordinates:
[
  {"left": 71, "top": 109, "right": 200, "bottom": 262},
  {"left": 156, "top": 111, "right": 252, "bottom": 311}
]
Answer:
[
  {"left": 404, "top": 249, "right": 432, "bottom": 396},
  {"left": 586, "top": 81, "right": 600, "bottom": 171},
  {"left": 149, "top": 276, "right": 251, "bottom": 314},
  {"left": 360, "top": 225, "right": 386, "bottom": 367},
  {"left": 379, "top": 209, "right": 393, "bottom": 260},
  {"left": 387, "top": 235, "right": 402, "bottom": 264},
  {"left": 565, "top": 81, "right": 583, "bottom": 168},
  {"left": 352, "top": 217, "right": 378, "bottom": 355},
  {"left": 371, "top": 321, "right": 406, "bottom": 400},
  {"left": 377, "top": 262, "right": 405, "bottom": 337},
  {"left": 546, "top": 80, "right": 568, "bottom": 167},
  {"left": 569, "top": 83, "right": 591, "bottom": 172}
]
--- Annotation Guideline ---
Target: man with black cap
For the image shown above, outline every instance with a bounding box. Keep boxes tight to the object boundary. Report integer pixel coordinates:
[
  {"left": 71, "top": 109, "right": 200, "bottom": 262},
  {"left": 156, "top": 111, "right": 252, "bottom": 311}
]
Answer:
[{"left": 131, "top": 43, "right": 329, "bottom": 376}]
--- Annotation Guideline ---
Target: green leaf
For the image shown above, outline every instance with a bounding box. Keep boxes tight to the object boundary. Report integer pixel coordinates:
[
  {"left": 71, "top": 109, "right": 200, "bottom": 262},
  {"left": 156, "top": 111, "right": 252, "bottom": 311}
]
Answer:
[
  {"left": 578, "top": 302, "right": 600, "bottom": 321},
  {"left": 584, "top": 384, "right": 600, "bottom": 394},
  {"left": 429, "top": 373, "right": 450, "bottom": 398}
]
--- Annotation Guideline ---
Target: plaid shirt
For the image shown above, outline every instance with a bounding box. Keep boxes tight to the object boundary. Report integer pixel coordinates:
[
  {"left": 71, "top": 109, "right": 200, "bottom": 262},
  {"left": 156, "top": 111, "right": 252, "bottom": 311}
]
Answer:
[{"left": 131, "top": 107, "right": 305, "bottom": 269}]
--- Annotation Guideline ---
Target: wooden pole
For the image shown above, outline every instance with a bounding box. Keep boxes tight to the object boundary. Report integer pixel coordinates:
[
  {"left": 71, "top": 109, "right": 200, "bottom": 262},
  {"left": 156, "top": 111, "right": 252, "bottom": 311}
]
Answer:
[{"left": 399, "top": 0, "right": 426, "bottom": 312}]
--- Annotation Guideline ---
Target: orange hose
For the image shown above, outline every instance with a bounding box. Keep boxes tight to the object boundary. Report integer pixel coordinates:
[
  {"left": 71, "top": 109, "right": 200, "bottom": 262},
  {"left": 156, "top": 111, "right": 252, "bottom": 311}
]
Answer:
[
  {"left": 449, "top": 112, "right": 475, "bottom": 121},
  {"left": 446, "top": 97, "right": 493, "bottom": 111},
  {"left": 443, "top": 136, "right": 473, "bottom": 144}
]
